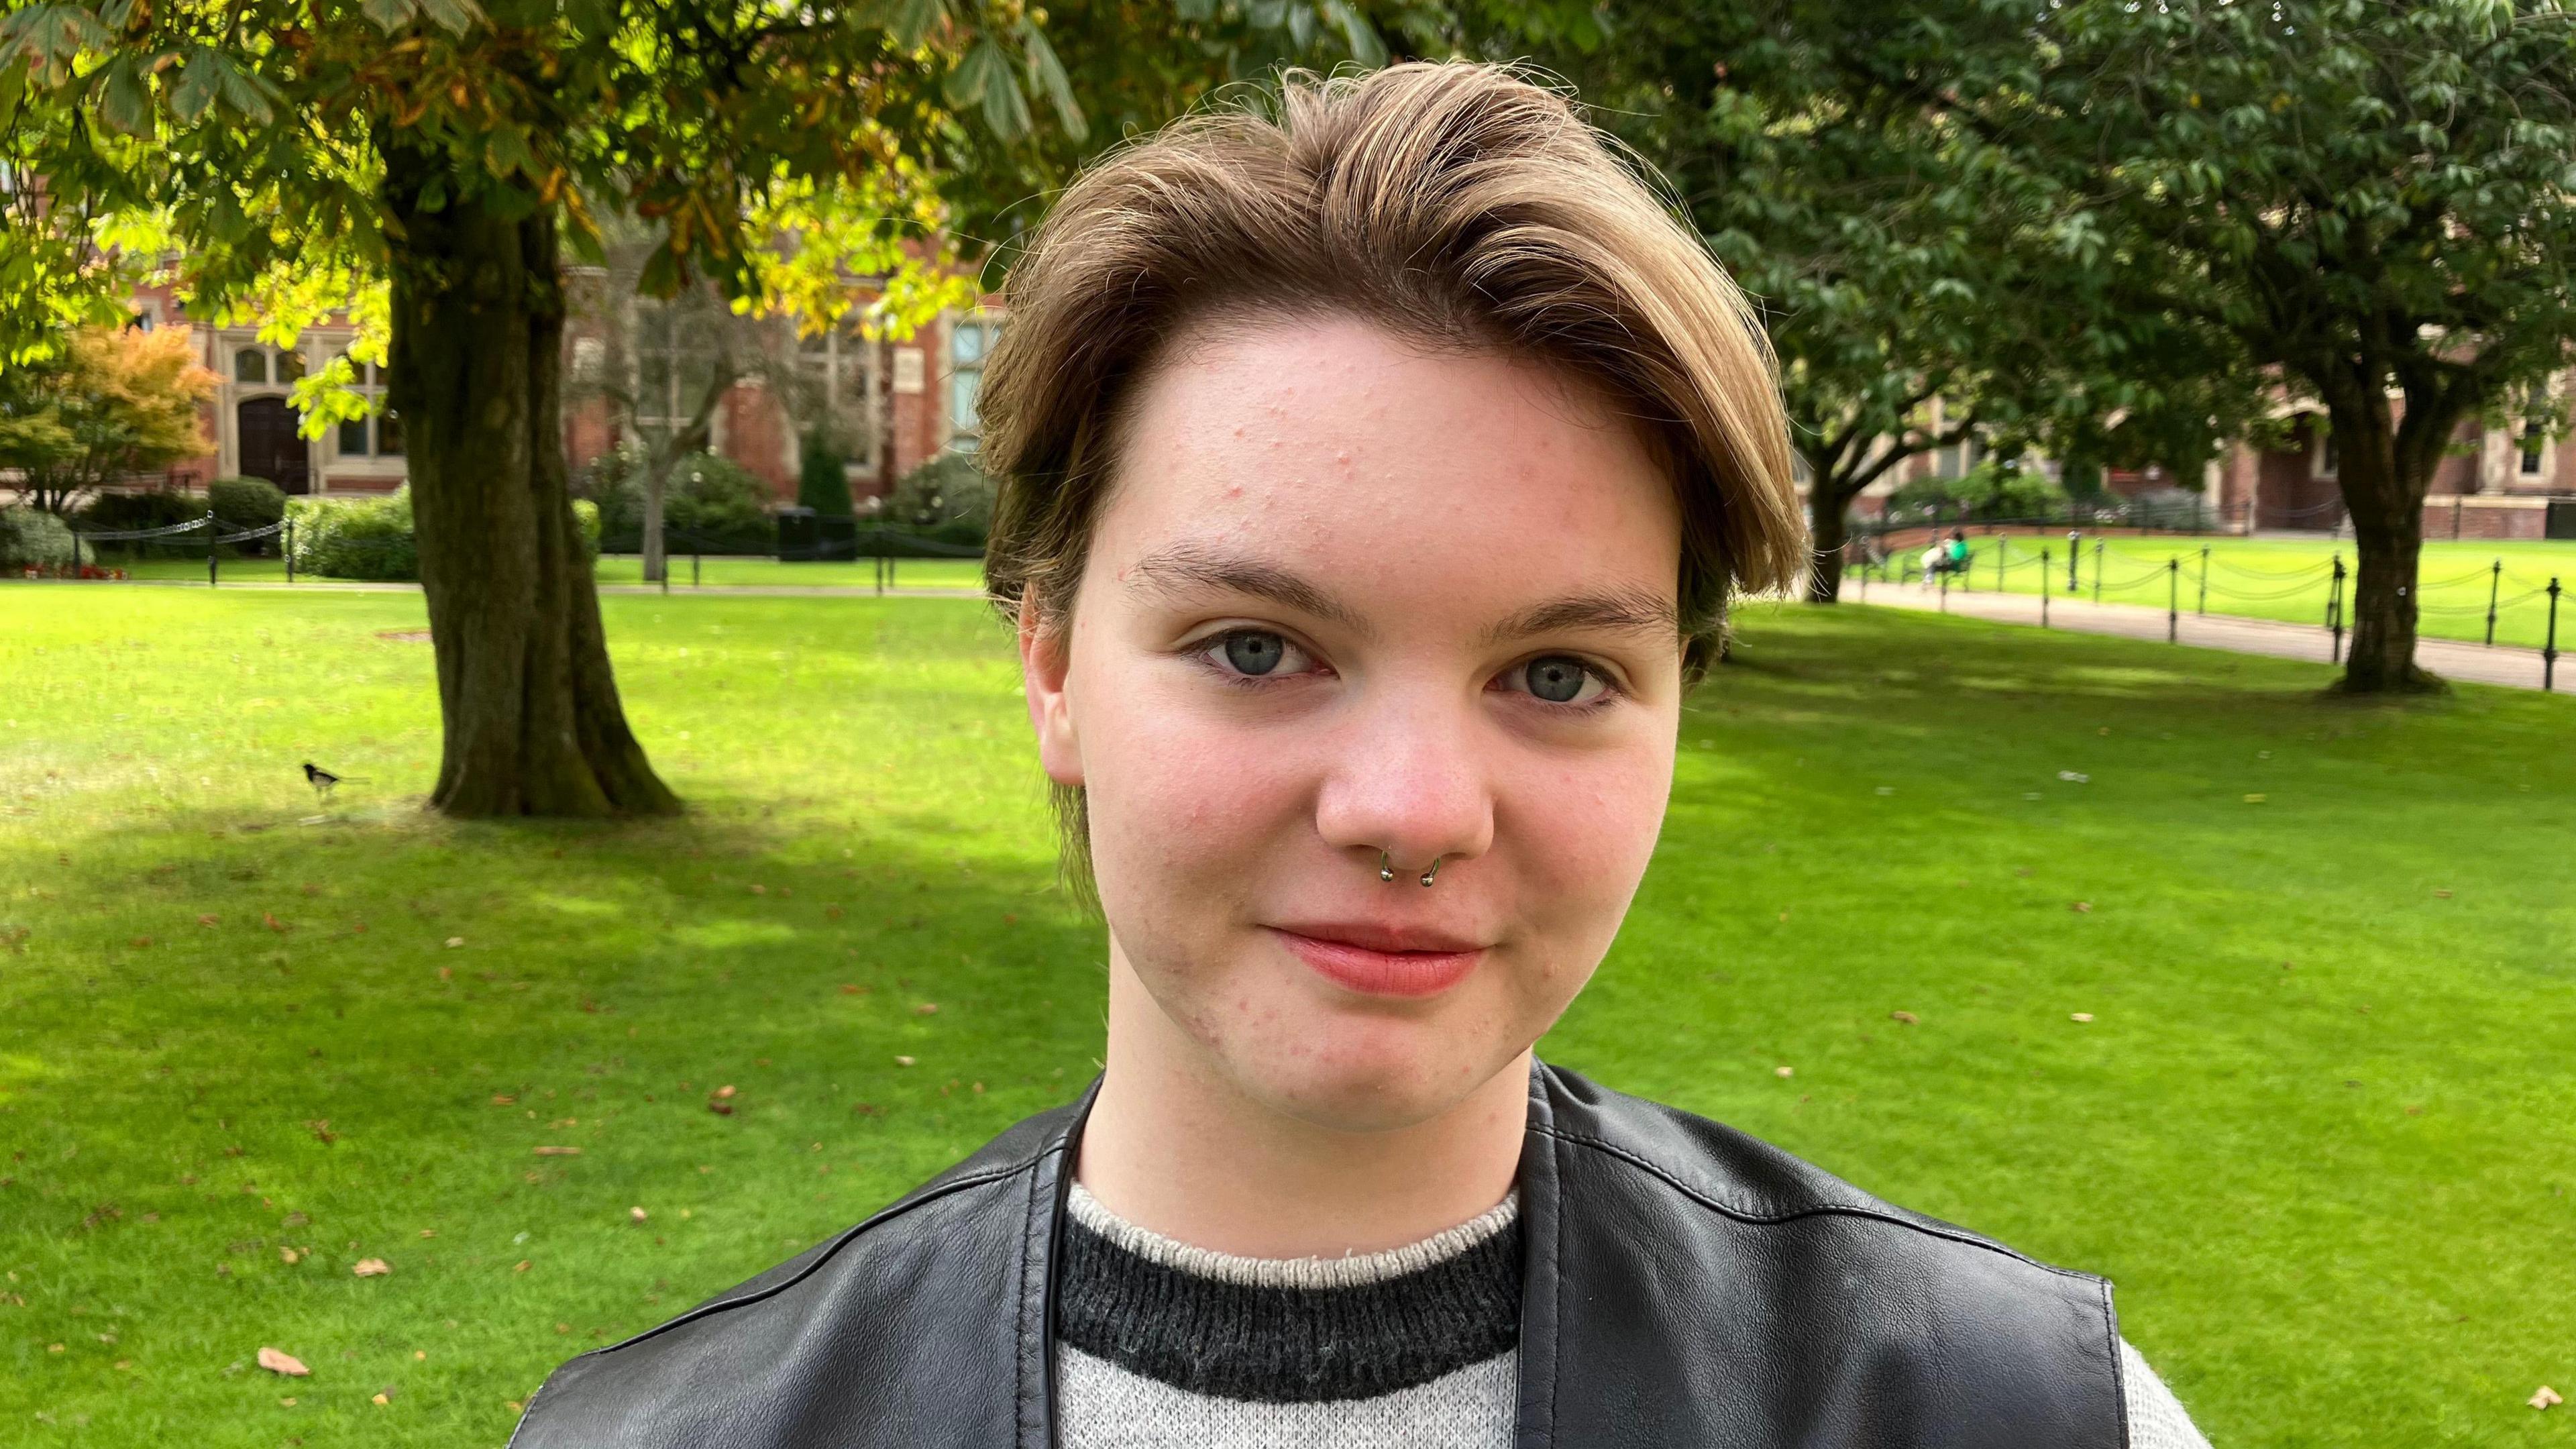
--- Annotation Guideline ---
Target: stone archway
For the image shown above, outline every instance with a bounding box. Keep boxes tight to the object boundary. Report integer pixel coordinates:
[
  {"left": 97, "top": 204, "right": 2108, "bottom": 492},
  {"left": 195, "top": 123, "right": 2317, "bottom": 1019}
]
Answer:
[{"left": 236, "top": 396, "right": 312, "bottom": 494}]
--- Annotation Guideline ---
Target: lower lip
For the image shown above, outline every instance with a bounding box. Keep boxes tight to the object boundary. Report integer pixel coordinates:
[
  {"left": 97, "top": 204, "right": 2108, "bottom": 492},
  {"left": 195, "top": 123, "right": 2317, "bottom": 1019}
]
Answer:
[{"left": 1270, "top": 928, "right": 1485, "bottom": 998}]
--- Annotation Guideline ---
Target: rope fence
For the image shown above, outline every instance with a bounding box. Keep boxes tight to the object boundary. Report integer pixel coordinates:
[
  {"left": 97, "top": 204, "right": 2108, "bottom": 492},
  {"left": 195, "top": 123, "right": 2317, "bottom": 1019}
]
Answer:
[{"left": 1841, "top": 532, "right": 2564, "bottom": 690}]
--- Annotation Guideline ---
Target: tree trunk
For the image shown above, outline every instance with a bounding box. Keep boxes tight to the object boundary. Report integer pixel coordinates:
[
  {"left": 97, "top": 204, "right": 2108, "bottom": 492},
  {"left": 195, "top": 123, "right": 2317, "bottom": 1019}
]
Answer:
[
  {"left": 383, "top": 148, "right": 682, "bottom": 816},
  {"left": 2326, "top": 394, "right": 2443, "bottom": 694},
  {"left": 1807, "top": 475, "right": 1850, "bottom": 604},
  {"left": 641, "top": 459, "right": 669, "bottom": 585}
]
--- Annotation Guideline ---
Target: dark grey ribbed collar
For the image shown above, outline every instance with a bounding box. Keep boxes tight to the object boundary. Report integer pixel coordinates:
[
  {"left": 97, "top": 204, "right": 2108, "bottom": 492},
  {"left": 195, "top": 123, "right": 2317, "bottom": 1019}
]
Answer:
[{"left": 1052, "top": 1187, "right": 1521, "bottom": 1404}]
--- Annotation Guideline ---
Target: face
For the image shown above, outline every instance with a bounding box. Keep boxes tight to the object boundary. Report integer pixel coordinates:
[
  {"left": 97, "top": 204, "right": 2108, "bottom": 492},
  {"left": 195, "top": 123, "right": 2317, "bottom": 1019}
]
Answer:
[{"left": 1019, "top": 314, "right": 1685, "bottom": 1133}]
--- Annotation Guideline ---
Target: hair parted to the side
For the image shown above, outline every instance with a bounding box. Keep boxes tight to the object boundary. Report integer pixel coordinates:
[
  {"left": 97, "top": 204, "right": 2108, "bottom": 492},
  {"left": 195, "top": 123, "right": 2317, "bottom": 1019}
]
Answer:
[{"left": 979, "top": 60, "right": 1809, "bottom": 904}]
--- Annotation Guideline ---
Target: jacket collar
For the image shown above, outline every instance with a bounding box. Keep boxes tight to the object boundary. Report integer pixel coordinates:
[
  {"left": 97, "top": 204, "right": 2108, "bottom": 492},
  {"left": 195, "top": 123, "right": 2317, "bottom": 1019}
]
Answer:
[{"left": 1018, "top": 1061, "right": 1561, "bottom": 1448}]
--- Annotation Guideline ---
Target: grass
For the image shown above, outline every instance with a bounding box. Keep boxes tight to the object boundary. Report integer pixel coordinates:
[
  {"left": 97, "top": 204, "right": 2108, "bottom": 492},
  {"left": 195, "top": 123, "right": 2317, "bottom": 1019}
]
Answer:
[
  {"left": 2, "top": 586, "right": 2571, "bottom": 1448},
  {"left": 88, "top": 552, "right": 988, "bottom": 592},
  {"left": 1861, "top": 533, "right": 2576, "bottom": 650}
]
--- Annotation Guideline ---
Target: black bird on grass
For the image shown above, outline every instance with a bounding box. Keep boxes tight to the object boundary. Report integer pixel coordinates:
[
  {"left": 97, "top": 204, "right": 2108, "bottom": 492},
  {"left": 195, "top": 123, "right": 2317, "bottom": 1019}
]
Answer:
[{"left": 303, "top": 762, "right": 368, "bottom": 801}]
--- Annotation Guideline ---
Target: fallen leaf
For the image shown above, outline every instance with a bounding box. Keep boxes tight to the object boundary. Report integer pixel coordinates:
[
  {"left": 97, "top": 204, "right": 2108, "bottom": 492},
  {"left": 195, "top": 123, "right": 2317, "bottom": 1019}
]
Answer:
[
  {"left": 2057, "top": 770, "right": 2090, "bottom": 784},
  {"left": 1890, "top": 1010, "right": 1919, "bottom": 1025},
  {"left": 279, "top": 1397, "right": 297, "bottom": 1407},
  {"left": 555, "top": 1322, "right": 572, "bottom": 1334},
  {"left": 513, "top": 1260, "right": 531, "bottom": 1273},
  {"left": 279, "top": 1246, "right": 299, "bottom": 1264},
  {"left": 129, "top": 936, "right": 154, "bottom": 947},
  {"left": 419, "top": 1229, "right": 436, "bottom": 1238},
  {"left": 2433, "top": 889, "right": 2453, "bottom": 899},
  {"left": 198, "top": 914, "right": 220, "bottom": 928},
  {"left": 825, "top": 906, "right": 844, "bottom": 920},
  {"left": 444, "top": 936, "right": 463, "bottom": 949},
  {"left": 258, "top": 1346, "right": 310, "bottom": 1377},
  {"left": 308, "top": 1120, "right": 336, "bottom": 1144},
  {"left": 353, "top": 1258, "right": 390, "bottom": 1277},
  {"left": 839, "top": 983, "right": 865, "bottom": 995},
  {"left": 2070, "top": 1012, "right": 2094, "bottom": 1024},
  {"left": 439, "top": 966, "right": 452, "bottom": 981},
  {"left": 2532, "top": 1386, "right": 2563, "bottom": 1410},
  {"left": 894, "top": 1055, "right": 916, "bottom": 1067},
  {"left": 914, "top": 1003, "right": 938, "bottom": 1016},
  {"left": 491, "top": 1095, "right": 515, "bottom": 1106},
  {"left": 714, "top": 1084, "right": 736, "bottom": 1099},
  {"left": 749, "top": 884, "right": 767, "bottom": 896},
  {"left": 1774, "top": 1065, "right": 1794, "bottom": 1078},
  {"left": 372, "top": 1393, "right": 390, "bottom": 1406},
  {"left": 2070, "top": 902, "right": 2092, "bottom": 914},
  {"left": 533, "top": 1146, "right": 580, "bottom": 1157},
  {"left": 708, "top": 1101, "right": 733, "bottom": 1116},
  {"left": 2243, "top": 793, "right": 2266, "bottom": 803},
  {"left": 264, "top": 913, "right": 288, "bottom": 932},
  {"left": 629, "top": 1206, "right": 647, "bottom": 1224}
]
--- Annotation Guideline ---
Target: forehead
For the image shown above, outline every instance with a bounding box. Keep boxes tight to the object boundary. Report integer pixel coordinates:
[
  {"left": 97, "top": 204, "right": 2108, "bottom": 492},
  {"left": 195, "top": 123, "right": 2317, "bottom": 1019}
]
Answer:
[{"left": 1089, "top": 315, "right": 1682, "bottom": 614}]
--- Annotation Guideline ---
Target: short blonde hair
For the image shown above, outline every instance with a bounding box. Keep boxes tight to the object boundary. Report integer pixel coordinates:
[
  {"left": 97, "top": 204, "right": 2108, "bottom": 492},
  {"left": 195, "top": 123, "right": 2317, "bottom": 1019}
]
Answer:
[{"left": 977, "top": 61, "right": 1807, "bottom": 896}]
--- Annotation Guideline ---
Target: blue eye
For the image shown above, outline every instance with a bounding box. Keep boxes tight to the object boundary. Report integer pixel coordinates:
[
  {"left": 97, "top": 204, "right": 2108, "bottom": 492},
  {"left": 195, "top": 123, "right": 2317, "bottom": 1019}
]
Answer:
[
  {"left": 1525, "top": 655, "right": 1589, "bottom": 703},
  {"left": 1222, "top": 631, "right": 1287, "bottom": 676}
]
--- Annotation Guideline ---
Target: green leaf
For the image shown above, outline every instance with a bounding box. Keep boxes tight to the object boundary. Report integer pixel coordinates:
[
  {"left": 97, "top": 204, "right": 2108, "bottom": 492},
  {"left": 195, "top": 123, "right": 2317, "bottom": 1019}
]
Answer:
[
  {"left": 167, "top": 48, "right": 221, "bottom": 124},
  {"left": 0, "top": 58, "right": 30, "bottom": 134},
  {"left": 416, "top": 0, "right": 482, "bottom": 36},
  {"left": 1319, "top": 0, "right": 1385, "bottom": 68},
  {"left": 361, "top": 0, "right": 419, "bottom": 35},
  {"left": 943, "top": 35, "right": 1000, "bottom": 111},
  {"left": 214, "top": 56, "right": 275, "bottom": 124},
  {"left": 1287, "top": 1, "right": 1316, "bottom": 50},
  {"left": 1019, "top": 20, "right": 1085, "bottom": 141},
  {"left": 484, "top": 124, "right": 537, "bottom": 179},
  {"left": 637, "top": 241, "right": 681, "bottom": 298},
  {"left": 92, "top": 52, "right": 150, "bottom": 135},
  {"left": 0, "top": 5, "right": 112, "bottom": 70},
  {"left": 97, "top": 0, "right": 143, "bottom": 31},
  {"left": 886, "top": 0, "right": 943, "bottom": 52},
  {"left": 981, "top": 57, "right": 1032, "bottom": 142}
]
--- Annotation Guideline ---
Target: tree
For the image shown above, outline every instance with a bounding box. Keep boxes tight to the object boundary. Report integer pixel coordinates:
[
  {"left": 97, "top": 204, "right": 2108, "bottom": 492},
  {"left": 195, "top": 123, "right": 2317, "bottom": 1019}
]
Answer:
[
  {"left": 0, "top": 323, "right": 215, "bottom": 512},
  {"left": 0, "top": 0, "right": 1099, "bottom": 815},
  {"left": 1576, "top": 2, "right": 2248, "bottom": 602},
  {"left": 1872, "top": 0, "right": 2576, "bottom": 692}
]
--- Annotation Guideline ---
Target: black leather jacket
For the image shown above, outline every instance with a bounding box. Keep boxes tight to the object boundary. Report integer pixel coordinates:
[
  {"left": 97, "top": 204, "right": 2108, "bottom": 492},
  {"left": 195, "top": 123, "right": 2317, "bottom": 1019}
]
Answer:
[{"left": 511, "top": 1061, "right": 2125, "bottom": 1447}]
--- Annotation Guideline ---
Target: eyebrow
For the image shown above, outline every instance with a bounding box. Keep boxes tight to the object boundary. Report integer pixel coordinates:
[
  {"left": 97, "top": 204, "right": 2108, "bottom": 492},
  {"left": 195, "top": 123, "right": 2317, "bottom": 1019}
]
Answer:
[
  {"left": 1125, "top": 545, "right": 1375, "bottom": 637},
  {"left": 1122, "top": 543, "right": 1678, "bottom": 648}
]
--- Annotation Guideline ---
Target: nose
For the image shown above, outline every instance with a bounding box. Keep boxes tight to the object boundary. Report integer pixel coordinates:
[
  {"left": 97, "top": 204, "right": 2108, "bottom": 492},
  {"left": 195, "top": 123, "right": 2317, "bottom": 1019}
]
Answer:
[{"left": 1312, "top": 684, "right": 1495, "bottom": 882}]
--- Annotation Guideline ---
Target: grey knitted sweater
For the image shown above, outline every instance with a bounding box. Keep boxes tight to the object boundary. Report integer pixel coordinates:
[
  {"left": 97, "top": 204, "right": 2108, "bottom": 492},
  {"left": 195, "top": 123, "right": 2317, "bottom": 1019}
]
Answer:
[{"left": 1053, "top": 1182, "right": 2213, "bottom": 1448}]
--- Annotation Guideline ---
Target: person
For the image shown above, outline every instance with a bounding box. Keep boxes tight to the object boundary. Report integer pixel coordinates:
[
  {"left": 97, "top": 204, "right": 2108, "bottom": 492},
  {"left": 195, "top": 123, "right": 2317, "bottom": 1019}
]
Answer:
[
  {"left": 1947, "top": 527, "right": 1972, "bottom": 576},
  {"left": 508, "top": 63, "right": 2212, "bottom": 1448},
  {"left": 1922, "top": 536, "right": 1948, "bottom": 585}
]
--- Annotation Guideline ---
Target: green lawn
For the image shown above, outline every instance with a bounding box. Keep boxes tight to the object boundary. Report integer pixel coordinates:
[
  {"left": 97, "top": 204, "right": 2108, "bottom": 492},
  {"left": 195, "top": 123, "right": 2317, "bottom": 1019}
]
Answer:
[
  {"left": 2, "top": 587, "right": 2570, "bottom": 1447},
  {"left": 87, "top": 551, "right": 988, "bottom": 592},
  {"left": 1858, "top": 533, "right": 2576, "bottom": 651}
]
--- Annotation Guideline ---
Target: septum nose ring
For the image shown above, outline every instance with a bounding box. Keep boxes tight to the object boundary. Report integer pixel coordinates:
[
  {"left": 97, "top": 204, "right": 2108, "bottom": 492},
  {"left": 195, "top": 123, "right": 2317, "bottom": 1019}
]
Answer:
[{"left": 1378, "top": 849, "right": 1442, "bottom": 888}]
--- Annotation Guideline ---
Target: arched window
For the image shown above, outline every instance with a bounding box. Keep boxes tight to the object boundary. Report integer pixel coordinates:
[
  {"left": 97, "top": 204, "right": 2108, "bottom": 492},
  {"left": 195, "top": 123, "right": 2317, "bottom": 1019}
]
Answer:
[{"left": 235, "top": 347, "right": 268, "bottom": 384}]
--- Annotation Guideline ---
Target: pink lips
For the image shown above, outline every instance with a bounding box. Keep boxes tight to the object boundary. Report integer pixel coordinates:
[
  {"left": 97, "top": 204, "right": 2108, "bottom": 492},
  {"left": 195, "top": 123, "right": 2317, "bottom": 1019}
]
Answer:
[{"left": 1268, "top": 923, "right": 1489, "bottom": 998}]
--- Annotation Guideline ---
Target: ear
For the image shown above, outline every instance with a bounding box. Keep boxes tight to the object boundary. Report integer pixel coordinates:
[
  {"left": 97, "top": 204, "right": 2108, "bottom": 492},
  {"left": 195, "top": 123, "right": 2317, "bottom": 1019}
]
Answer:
[{"left": 1017, "top": 592, "right": 1083, "bottom": 788}]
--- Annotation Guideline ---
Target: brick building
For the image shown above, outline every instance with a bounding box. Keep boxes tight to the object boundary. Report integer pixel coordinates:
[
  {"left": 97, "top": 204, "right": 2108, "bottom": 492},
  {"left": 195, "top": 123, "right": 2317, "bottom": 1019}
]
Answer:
[{"left": 115, "top": 276, "right": 1002, "bottom": 509}]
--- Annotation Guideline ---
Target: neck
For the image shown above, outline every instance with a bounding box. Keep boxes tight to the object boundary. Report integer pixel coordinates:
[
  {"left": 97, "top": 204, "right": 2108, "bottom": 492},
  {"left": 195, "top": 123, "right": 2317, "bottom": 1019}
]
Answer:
[{"left": 1074, "top": 945, "right": 1529, "bottom": 1259}]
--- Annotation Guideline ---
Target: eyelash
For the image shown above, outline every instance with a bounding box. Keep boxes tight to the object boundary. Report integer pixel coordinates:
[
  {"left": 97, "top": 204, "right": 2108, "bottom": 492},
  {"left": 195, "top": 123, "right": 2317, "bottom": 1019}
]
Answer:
[{"left": 1187, "top": 629, "right": 1627, "bottom": 712}]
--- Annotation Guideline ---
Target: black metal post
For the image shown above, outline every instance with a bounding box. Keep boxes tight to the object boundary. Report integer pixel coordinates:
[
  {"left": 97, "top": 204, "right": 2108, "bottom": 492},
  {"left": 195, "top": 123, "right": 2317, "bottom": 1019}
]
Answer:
[
  {"left": 284, "top": 519, "right": 294, "bottom": 584},
  {"left": 2545, "top": 578, "right": 2560, "bottom": 692},
  {"left": 1938, "top": 566, "right": 1948, "bottom": 613},
  {"left": 2068, "top": 531, "right": 2081, "bottom": 591},
  {"left": 1996, "top": 535, "right": 2006, "bottom": 592},
  {"left": 692, "top": 545, "right": 702, "bottom": 589},
  {"left": 2092, "top": 539, "right": 2104, "bottom": 604},
  {"left": 2485, "top": 559, "right": 2502, "bottom": 647},
  {"left": 70, "top": 530, "right": 83, "bottom": 576},
  {"left": 2167, "top": 557, "right": 2179, "bottom": 642},
  {"left": 2041, "top": 547, "right": 2051, "bottom": 628},
  {"left": 2328, "top": 554, "right": 2346, "bottom": 663},
  {"left": 206, "top": 512, "right": 217, "bottom": 587},
  {"left": 2198, "top": 546, "right": 2209, "bottom": 616}
]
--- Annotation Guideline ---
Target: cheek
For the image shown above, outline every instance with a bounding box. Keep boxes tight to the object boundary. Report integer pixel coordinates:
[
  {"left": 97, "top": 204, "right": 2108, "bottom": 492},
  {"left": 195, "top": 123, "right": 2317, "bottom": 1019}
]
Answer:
[
  {"left": 1075, "top": 667, "right": 1311, "bottom": 909},
  {"left": 1501, "top": 747, "right": 1672, "bottom": 943}
]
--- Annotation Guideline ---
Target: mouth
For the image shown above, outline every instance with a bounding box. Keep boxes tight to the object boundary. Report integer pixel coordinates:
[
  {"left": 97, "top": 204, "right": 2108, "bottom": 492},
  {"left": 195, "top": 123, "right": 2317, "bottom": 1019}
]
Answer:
[{"left": 1265, "top": 923, "right": 1490, "bottom": 999}]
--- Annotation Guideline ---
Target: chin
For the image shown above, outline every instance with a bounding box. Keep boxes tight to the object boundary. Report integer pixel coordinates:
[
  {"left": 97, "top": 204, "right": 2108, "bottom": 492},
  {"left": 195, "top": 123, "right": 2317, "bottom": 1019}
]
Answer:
[{"left": 1219, "top": 1012, "right": 1506, "bottom": 1135}]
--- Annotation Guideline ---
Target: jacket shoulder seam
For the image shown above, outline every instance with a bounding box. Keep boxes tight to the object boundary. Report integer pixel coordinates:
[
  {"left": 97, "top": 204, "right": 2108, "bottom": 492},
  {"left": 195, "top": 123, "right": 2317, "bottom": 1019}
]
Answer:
[
  {"left": 1534, "top": 1123, "right": 2102, "bottom": 1285},
  {"left": 552, "top": 1148, "right": 1056, "bottom": 1367}
]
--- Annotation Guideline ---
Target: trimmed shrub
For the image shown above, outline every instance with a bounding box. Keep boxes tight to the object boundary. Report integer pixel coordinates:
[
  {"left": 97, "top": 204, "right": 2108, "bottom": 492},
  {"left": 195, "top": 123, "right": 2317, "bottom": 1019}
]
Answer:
[
  {"left": 287, "top": 490, "right": 417, "bottom": 581},
  {"left": 1888, "top": 462, "right": 2068, "bottom": 523},
  {"left": 0, "top": 506, "right": 76, "bottom": 570},
  {"left": 580, "top": 445, "right": 775, "bottom": 554},
  {"left": 75, "top": 488, "right": 207, "bottom": 555},
  {"left": 797, "top": 434, "right": 852, "bottom": 517},
  {"left": 207, "top": 476, "right": 288, "bottom": 555},
  {"left": 885, "top": 452, "right": 996, "bottom": 544}
]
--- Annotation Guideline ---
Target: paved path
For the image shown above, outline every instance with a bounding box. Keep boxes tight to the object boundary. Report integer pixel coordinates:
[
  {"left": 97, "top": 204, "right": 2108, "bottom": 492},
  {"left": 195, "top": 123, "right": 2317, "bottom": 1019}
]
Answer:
[{"left": 1841, "top": 577, "right": 2563, "bottom": 693}]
